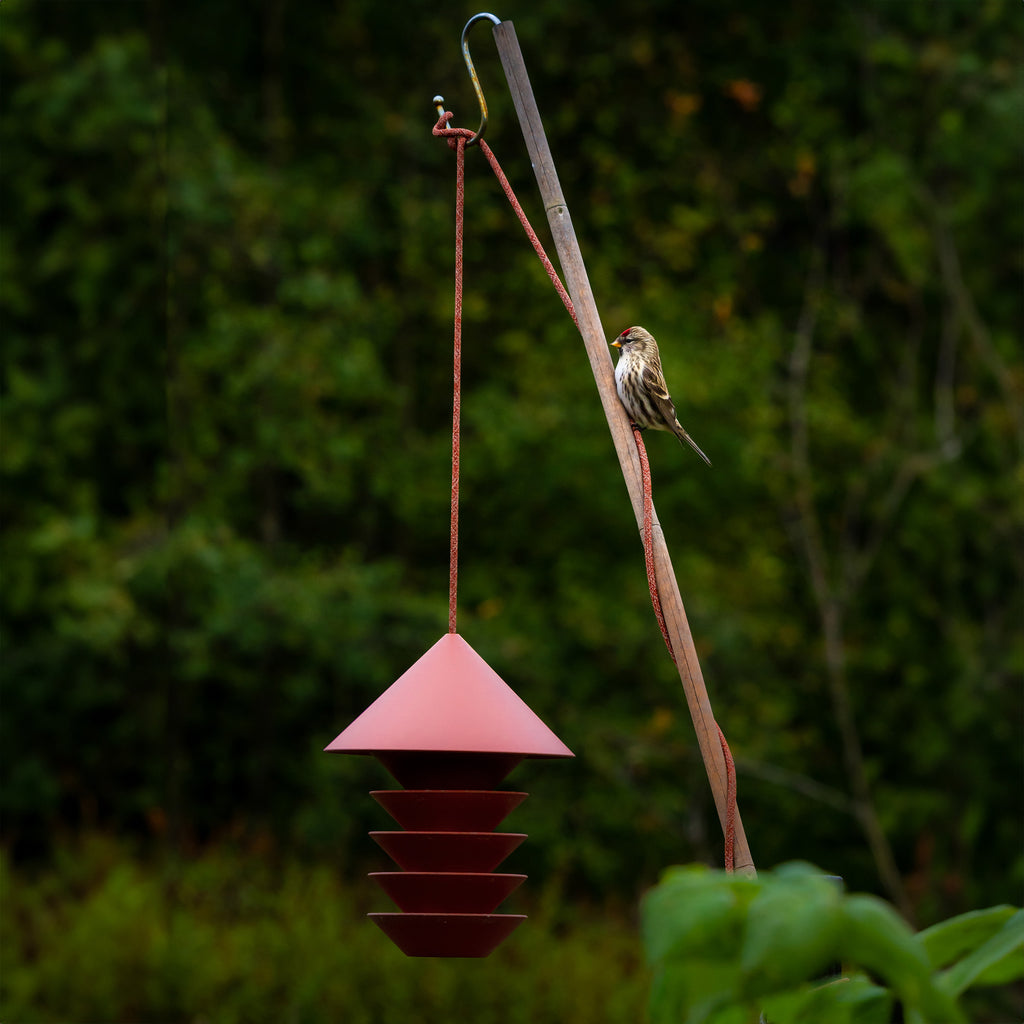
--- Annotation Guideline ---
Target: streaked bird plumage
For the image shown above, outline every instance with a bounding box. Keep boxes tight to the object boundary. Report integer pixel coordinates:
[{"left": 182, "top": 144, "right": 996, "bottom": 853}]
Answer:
[{"left": 611, "top": 326, "right": 711, "bottom": 466}]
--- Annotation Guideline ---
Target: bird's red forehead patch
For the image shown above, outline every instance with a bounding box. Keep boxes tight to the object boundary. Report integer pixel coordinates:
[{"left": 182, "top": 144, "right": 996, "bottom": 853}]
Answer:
[{"left": 619, "top": 329, "right": 630, "bottom": 338}]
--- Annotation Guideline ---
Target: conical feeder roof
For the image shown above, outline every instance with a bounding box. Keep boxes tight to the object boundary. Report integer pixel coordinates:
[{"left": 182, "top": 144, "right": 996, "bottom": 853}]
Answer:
[{"left": 325, "top": 633, "right": 574, "bottom": 760}]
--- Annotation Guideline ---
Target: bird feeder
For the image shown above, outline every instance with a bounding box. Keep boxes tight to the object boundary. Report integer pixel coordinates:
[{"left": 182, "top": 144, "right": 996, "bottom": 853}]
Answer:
[{"left": 326, "top": 632, "right": 573, "bottom": 957}]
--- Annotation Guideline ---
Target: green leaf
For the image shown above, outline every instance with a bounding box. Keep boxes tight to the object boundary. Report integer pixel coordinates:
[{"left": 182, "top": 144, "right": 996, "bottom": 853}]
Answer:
[
  {"left": 840, "top": 895, "right": 964, "bottom": 1023},
  {"left": 738, "top": 866, "right": 843, "bottom": 998},
  {"left": 762, "top": 974, "right": 893, "bottom": 1024},
  {"left": 917, "top": 904, "right": 1017, "bottom": 968},
  {"left": 939, "top": 908, "right": 1024, "bottom": 995},
  {"left": 641, "top": 866, "right": 756, "bottom": 966},
  {"left": 648, "top": 960, "right": 743, "bottom": 1024}
]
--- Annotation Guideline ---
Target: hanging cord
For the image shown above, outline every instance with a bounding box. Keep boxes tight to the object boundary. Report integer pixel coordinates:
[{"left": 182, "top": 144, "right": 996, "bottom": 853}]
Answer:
[
  {"left": 435, "top": 108, "right": 735, "bottom": 870},
  {"left": 437, "top": 107, "right": 577, "bottom": 635},
  {"left": 447, "top": 133, "right": 466, "bottom": 633},
  {"left": 434, "top": 111, "right": 578, "bottom": 328}
]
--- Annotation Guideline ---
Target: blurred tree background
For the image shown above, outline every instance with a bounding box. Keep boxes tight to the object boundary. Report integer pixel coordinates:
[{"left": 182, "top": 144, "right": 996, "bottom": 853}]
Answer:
[{"left": 2, "top": 0, "right": 1022, "bottom": 1019}]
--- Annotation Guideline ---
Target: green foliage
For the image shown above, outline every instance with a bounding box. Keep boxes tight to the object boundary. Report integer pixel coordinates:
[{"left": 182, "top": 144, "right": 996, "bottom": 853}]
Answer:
[
  {"left": 1, "top": 0, "right": 1022, "bottom": 947},
  {"left": 0, "top": 838, "right": 647, "bottom": 1024},
  {"left": 642, "top": 863, "right": 1024, "bottom": 1024},
  {"left": 928, "top": 908, "right": 1024, "bottom": 996}
]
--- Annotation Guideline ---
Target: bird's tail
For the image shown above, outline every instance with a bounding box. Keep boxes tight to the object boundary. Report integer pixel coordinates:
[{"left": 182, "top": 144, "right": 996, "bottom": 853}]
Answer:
[{"left": 676, "top": 425, "right": 712, "bottom": 466}]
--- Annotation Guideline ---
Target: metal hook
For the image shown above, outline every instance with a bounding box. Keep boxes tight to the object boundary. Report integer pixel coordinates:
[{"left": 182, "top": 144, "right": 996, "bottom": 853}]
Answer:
[{"left": 434, "top": 12, "right": 501, "bottom": 148}]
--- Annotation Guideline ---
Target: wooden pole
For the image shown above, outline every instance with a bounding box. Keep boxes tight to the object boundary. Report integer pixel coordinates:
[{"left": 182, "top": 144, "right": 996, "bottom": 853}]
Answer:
[{"left": 491, "top": 20, "right": 755, "bottom": 875}]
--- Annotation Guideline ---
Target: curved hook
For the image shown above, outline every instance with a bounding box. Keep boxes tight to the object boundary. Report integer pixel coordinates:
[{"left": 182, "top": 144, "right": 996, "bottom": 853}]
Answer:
[{"left": 460, "top": 12, "right": 501, "bottom": 147}]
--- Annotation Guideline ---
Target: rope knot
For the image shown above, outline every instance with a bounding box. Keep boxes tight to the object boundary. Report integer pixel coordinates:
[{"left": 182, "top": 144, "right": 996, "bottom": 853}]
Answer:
[{"left": 433, "top": 109, "right": 469, "bottom": 151}]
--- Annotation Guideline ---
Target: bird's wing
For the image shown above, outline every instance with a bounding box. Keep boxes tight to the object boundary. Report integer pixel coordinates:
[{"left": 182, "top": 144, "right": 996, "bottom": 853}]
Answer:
[
  {"left": 641, "top": 364, "right": 678, "bottom": 424},
  {"left": 640, "top": 363, "right": 671, "bottom": 401}
]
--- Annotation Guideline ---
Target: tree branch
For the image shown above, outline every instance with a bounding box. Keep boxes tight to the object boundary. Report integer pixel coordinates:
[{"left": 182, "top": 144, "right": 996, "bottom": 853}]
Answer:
[
  {"left": 932, "top": 212, "right": 1024, "bottom": 456},
  {"left": 786, "top": 245, "right": 914, "bottom": 919},
  {"left": 734, "top": 755, "right": 857, "bottom": 816}
]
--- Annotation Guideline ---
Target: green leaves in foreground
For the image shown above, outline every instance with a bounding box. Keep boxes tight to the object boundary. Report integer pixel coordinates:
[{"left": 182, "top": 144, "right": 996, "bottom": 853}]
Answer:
[
  {"left": 641, "top": 862, "right": 1023, "bottom": 1024},
  {"left": 921, "top": 906, "right": 1024, "bottom": 996}
]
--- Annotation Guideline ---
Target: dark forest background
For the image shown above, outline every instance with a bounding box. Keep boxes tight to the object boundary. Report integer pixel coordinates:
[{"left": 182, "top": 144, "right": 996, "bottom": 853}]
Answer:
[{"left": 2, "top": 1, "right": 1022, "bottom": 1020}]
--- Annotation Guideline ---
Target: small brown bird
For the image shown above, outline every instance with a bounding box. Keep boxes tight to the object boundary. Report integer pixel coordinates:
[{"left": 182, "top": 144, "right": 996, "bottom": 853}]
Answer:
[{"left": 611, "top": 326, "right": 711, "bottom": 466}]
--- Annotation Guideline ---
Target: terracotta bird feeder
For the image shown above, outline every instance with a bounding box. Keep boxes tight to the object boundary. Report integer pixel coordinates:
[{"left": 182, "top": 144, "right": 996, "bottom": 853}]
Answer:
[{"left": 326, "top": 632, "right": 573, "bottom": 957}]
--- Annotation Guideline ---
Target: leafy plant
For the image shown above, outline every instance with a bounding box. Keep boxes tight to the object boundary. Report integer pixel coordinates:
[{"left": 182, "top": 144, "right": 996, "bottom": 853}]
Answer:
[
  {"left": 642, "top": 862, "right": 1023, "bottom": 1024},
  {"left": 1, "top": 837, "right": 649, "bottom": 1024}
]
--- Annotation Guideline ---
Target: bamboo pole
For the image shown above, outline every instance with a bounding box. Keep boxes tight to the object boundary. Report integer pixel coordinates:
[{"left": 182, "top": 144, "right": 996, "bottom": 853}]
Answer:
[{"left": 491, "top": 20, "right": 755, "bottom": 875}]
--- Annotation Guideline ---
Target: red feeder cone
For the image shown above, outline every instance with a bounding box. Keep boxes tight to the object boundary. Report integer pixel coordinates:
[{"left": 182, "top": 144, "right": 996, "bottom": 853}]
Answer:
[{"left": 326, "top": 633, "right": 573, "bottom": 957}]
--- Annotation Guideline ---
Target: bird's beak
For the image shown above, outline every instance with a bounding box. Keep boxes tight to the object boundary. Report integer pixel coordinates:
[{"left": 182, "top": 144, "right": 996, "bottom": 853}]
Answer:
[{"left": 611, "top": 339, "right": 622, "bottom": 348}]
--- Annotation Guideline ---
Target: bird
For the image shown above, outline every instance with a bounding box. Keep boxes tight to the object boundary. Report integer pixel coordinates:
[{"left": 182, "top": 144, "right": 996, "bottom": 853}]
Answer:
[{"left": 611, "top": 326, "right": 712, "bottom": 466}]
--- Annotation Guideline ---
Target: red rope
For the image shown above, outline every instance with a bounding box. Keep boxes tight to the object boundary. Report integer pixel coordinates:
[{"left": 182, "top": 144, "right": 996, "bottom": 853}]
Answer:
[
  {"left": 434, "top": 112, "right": 578, "bottom": 329},
  {"left": 436, "top": 108, "right": 578, "bottom": 635},
  {"left": 448, "top": 134, "right": 466, "bottom": 633},
  {"left": 717, "top": 722, "right": 737, "bottom": 872},
  {"left": 435, "top": 108, "right": 736, "bottom": 872},
  {"left": 633, "top": 423, "right": 674, "bottom": 656}
]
